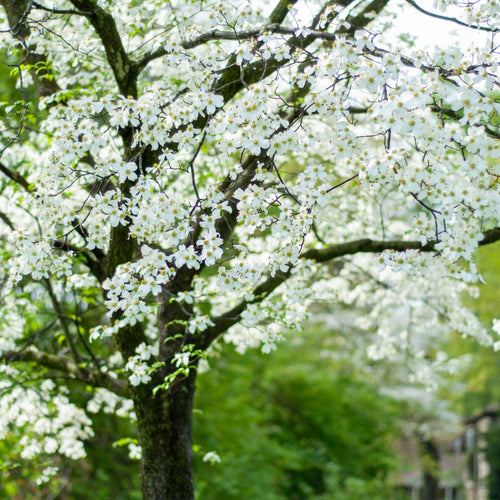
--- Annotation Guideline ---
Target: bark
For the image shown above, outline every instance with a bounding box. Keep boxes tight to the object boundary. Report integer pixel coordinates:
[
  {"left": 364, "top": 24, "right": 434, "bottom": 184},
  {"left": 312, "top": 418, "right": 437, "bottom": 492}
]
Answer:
[{"left": 133, "top": 371, "right": 197, "bottom": 500}]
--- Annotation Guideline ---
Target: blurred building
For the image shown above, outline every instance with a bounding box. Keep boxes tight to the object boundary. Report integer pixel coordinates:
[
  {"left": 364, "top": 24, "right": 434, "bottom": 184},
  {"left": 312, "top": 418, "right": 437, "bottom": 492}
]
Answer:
[{"left": 393, "top": 406, "right": 499, "bottom": 500}]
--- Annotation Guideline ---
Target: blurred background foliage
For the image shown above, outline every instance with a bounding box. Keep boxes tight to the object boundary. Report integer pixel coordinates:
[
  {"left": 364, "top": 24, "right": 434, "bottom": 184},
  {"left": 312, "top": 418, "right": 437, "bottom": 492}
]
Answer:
[
  {"left": 193, "top": 330, "right": 399, "bottom": 500},
  {"left": 449, "top": 241, "right": 500, "bottom": 416}
]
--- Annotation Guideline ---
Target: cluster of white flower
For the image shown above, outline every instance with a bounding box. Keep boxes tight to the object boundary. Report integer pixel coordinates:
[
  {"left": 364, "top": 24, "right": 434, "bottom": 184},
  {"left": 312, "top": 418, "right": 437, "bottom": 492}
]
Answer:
[
  {"left": 3, "top": 0, "right": 497, "bottom": 355},
  {"left": 188, "top": 315, "right": 215, "bottom": 334},
  {"left": 128, "top": 179, "right": 192, "bottom": 245},
  {"left": 8, "top": 232, "right": 73, "bottom": 282},
  {"left": 87, "top": 388, "right": 135, "bottom": 419},
  {"left": 338, "top": 254, "right": 491, "bottom": 368},
  {"left": 0, "top": 294, "right": 29, "bottom": 353},
  {"left": 102, "top": 246, "right": 174, "bottom": 319},
  {"left": 202, "top": 450, "right": 221, "bottom": 464},
  {"left": 0, "top": 378, "right": 93, "bottom": 461},
  {"left": 125, "top": 342, "right": 159, "bottom": 386}
]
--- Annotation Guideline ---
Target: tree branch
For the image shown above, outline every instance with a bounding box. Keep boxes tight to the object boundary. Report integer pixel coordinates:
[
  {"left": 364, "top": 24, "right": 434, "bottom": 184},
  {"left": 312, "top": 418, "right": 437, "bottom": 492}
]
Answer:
[
  {"left": 0, "top": 209, "right": 15, "bottom": 230},
  {"left": 68, "top": 0, "right": 137, "bottom": 96},
  {"left": 136, "top": 0, "right": 300, "bottom": 74},
  {"left": 32, "top": 1, "right": 90, "bottom": 16},
  {"left": 197, "top": 227, "right": 500, "bottom": 349},
  {"left": 339, "top": 0, "right": 391, "bottom": 35},
  {"left": 1, "top": 347, "right": 129, "bottom": 397},
  {"left": 0, "top": 161, "right": 32, "bottom": 192},
  {"left": 405, "top": 0, "right": 499, "bottom": 33},
  {"left": 478, "top": 227, "right": 500, "bottom": 247}
]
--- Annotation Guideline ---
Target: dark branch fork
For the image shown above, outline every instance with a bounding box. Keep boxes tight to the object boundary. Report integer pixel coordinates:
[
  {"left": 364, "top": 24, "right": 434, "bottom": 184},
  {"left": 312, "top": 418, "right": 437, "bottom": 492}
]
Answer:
[{"left": 0, "top": 0, "right": 305, "bottom": 394}]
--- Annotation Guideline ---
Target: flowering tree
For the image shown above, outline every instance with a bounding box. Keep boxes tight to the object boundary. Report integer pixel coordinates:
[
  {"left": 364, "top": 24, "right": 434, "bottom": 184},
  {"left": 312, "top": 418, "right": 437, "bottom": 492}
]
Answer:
[{"left": 0, "top": 0, "right": 499, "bottom": 498}]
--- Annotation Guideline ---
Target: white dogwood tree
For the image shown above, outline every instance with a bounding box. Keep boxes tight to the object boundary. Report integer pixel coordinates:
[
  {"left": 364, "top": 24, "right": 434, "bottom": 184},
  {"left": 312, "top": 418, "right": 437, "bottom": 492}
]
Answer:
[{"left": 0, "top": 0, "right": 499, "bottom": 498}]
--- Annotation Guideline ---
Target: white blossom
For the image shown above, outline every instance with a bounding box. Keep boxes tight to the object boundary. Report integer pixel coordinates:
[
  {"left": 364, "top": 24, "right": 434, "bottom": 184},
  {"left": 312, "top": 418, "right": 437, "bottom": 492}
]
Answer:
[{"left": 0, "top": 0, "right": 499, "bottom": 482}]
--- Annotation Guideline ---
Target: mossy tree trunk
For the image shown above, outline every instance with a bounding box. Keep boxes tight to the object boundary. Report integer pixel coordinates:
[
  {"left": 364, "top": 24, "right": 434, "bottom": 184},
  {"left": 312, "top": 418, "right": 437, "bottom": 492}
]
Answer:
[{"left": 132, "top": 371, "right": 197, "bottom": 500}]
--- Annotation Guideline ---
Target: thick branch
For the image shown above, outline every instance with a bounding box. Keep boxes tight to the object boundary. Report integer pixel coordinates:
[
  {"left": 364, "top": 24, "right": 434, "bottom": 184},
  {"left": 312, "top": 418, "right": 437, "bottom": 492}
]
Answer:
[
  {"left": 301, "top": 237, "right": 433, "bottom": 262},
  {"left": 32, "top": 1, "right": 90, "bottom": 16},
  {"left": 68, "top": 0, "right": 137, "bottom": 96},
  {"left": 197, "top": 227, "right": 500, "bottom": 349},
  {"left": 339, "top": 0, "right": 391, "bottom": 35},
  {"left": 0, "top": 161, "right": 32, "bottom": 192},
  {"left": 1, "top": 347, "right": 129, "bottom": 397},
  {"left": 478, "top": 227, "right": 500, "bottom": 247},
  {"left": 2, "top": 346, "right": 80, "bottom": 375},
  {"left": 136, "top": 0, "right": 300, "bottom": 72},
  {"left": 306, "top": 228, "right": 500, "bottom": 261},
  {"left": 267, "top": 0, "right": 299, "bottom": 24}
]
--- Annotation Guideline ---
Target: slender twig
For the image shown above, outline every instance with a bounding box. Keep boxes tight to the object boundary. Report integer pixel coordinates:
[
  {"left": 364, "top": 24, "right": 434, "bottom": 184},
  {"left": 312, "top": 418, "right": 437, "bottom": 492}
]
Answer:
[
  {"left": 326, "top": 174, "right": 359, "bottom": 193},
  {"left": 405, "top": 0, "right": 500, "bottom": 33},
  {"left": 43, "top": 278, "right": 83, "bottom": 365},
  {"left": 188, "top": 132, "right": 207, "bottom": 214}
]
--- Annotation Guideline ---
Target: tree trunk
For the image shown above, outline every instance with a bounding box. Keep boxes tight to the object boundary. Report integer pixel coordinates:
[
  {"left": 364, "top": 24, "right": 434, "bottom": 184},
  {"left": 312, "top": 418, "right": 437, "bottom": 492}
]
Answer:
[
  {"left": 133, "top": 370, "right": 197, "bottom": 500},
  {"left": 420, "top": 437, "right": 440, "bottom": 500}
]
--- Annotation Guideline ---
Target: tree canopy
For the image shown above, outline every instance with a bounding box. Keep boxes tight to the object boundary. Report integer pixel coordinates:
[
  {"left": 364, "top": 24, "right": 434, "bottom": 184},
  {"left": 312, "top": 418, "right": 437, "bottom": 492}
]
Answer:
[{"left": 0, "top": 0, "right": 499, "bottom": 498}]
